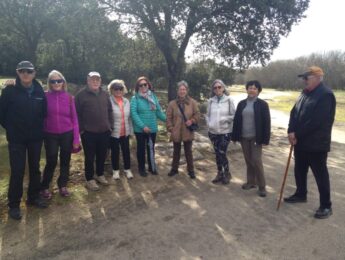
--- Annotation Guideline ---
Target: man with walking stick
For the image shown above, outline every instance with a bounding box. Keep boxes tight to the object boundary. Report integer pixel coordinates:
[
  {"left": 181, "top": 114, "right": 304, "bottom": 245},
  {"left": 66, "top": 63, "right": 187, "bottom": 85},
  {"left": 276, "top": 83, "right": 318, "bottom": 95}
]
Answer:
[{"left": 284, "top": 66, "right": 336, "bottom": 219}]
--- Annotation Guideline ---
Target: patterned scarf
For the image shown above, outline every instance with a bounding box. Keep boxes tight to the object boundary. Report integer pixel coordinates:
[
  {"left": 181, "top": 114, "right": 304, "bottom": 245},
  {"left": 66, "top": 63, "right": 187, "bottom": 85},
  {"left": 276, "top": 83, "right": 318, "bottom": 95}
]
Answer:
[{"left": 139, "top": 90, "right": 156, "bottom": 110}]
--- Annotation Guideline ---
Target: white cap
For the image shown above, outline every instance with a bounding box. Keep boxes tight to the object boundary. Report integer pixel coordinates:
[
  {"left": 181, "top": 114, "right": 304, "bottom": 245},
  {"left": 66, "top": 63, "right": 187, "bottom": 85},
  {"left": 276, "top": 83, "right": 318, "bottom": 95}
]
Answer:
[{"left": 87, "top": 71, "right": 101, "bottom": 78}]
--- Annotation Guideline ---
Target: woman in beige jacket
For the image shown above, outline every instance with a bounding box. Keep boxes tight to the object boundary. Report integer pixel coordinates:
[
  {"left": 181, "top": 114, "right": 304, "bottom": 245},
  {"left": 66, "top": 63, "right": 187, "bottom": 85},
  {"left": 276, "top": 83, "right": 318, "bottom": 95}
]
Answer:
[{"left": 166, "top": 81, "right": 200, "bottom": 179}]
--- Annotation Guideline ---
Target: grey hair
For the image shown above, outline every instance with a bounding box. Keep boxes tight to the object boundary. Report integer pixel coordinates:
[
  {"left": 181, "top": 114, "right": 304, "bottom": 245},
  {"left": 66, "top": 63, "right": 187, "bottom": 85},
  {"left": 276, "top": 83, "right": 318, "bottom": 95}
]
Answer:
[
  {"left": 177, "top": 80, "right": 189, "bottom": 91},
  {"left": 47, "top": 70, "right": 67, "bottom": 91},
  {"left": 210, "top": 79, "right": 229, "bottom": 97},
  {"left": 107, "top": 79, "right": 128, "bottom": 94}
]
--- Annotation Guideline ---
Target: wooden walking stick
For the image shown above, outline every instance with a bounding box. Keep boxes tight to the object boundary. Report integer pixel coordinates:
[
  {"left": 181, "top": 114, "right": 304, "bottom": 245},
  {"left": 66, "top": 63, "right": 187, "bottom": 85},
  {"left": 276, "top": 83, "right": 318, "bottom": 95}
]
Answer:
[{"left": 277, "top": 145, "right": 294, "bottom": 211}]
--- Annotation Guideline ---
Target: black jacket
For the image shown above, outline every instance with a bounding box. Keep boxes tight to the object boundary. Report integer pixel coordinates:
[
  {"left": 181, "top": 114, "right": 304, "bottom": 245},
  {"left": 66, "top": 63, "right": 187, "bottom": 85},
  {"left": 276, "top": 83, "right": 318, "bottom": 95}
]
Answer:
[
  {"left": 232, "top": 98, "right": 271, "bottom": 145},
  {"left": 0, "top": 78, "right": 47, "bottom": 143},
  {"left": 288, "top": 82, "right": 336, "bottom": 152}
]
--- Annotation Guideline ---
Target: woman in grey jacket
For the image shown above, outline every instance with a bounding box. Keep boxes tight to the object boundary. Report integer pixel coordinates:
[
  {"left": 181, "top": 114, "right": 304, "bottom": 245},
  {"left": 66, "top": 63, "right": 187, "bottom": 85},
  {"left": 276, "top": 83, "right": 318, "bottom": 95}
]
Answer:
[
  {"left": 206, "top": 79, "right": 236, "bottom": 184},
  {"left": 108, "top": 79, "right": 133, "bottom": 180}
]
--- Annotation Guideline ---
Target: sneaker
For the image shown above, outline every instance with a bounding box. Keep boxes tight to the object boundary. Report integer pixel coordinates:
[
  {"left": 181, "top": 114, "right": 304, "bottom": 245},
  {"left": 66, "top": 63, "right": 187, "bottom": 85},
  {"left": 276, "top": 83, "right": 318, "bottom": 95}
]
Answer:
[
  {"left": 26, "top": 197, "right": 48, "bottom": 208},
  {"left": 284, "top": 194, "right": 307, "bottom": 203},
  {"left": 124, "top": 169, "right": 133, "bottom": 179},
  {"left": 85, "top": 179, "right": 100, "bottom": 191},
  {"left": 40, "top": 189, "right": 52, "bottom": 200},
  {"left": 241, "top": 183, "right": 257, "bottom": 190},
  {"left": 59, "top": 187, "right": 70, "bottom": 197},
  {"left": 8, "top": 208, "right": 22, "bottom": 220},
  {"left": 314, "top": 207, "right": 333, "bottom": 219},
  {"left": 94, "top": 175, "right": 109, "bottom": 185},
  {"left": 113, "top": 170, "right": 120, "bottom": 180}
]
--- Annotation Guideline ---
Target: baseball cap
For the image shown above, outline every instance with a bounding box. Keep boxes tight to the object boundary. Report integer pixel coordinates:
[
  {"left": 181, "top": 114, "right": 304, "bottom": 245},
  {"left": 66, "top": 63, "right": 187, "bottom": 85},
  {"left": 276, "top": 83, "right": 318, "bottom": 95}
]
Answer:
[
  {"left": 298, "top": 66, "right": 324, "bottom": 78},
  {"left": 16, "top": 61, "right": 35, "bottom": 70},
  {"left": 87, "top": 71, "right": 101, "bottom": 78}
]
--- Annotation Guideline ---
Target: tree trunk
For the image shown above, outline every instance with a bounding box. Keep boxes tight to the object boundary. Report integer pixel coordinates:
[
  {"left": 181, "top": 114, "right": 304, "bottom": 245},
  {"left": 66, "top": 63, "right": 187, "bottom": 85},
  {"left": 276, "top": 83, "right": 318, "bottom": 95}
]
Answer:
[{"left": 166, "top": 59, "right": 184, "bottom": 101}]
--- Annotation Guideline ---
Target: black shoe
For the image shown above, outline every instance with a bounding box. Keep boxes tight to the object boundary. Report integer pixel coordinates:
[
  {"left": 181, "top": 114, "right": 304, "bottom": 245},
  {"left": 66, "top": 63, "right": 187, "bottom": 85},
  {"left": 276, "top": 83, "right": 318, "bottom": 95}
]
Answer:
[
  {"left": 241, "top": 183, "right": 257, "bottom": 190},
  {"left": 151, "top": 170, "right": 158, "bottom": 175},
  {"left": 212, "top": 172, "right": 223, "bottom": 184},
  {"left": 188, "top": 172, "right": 196, "bottom": 179},
  {"left": 8, "top": 208, "right": 22, "bottom": 220},
  {"left": 258, "top": 189, "right": 267, "bottom": 197},
  {"left": 283, "top": 194, "right": 307, "bottom": 203},
  {"left": 26, "top": 197, "right": 48, "bottom": 208},
  {"left": 139, "top": 170, "right": 148, "bottom": 177},
  {"left": 168, "top": 170, "right": 178, "bottom": 177},
  {"left": 314, "top": 207, "right": 333, "bottom": 219},
  {"left": 221, "top": 172, "right": 231, "bottom": 185}
]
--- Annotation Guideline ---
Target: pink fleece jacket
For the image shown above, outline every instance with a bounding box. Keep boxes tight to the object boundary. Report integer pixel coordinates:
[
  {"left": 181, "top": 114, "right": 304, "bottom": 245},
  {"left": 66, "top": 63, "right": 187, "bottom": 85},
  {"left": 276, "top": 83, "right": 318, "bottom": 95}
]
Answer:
[{"left": 44, "top": 90, "right": 80, "bottom": 145}]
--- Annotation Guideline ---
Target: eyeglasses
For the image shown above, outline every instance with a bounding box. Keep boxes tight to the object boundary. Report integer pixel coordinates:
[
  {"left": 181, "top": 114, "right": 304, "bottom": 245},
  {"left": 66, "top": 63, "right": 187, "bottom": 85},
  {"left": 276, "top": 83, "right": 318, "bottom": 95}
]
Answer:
[
  {"left": 139, "top": 83, "right": 148, "bottom": 88},
  {"left": 18, "top": 69, "right": 34, "bottom": 74},
  {"left": 113, "top": 87, "right": 124, "bottom": 91},
  {"left": 213, "top": 85, "right": 222, "bottom": 89},
  {"left": 49, "top": 79, "right": 64, "bottom": 84}
]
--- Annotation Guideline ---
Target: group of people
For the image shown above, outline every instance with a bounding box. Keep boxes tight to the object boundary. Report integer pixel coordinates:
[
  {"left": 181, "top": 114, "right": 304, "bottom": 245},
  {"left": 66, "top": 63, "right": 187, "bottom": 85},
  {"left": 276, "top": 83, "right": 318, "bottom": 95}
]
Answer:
[{"left": 0, "top": 61, "right": 336, "bottom": 221}]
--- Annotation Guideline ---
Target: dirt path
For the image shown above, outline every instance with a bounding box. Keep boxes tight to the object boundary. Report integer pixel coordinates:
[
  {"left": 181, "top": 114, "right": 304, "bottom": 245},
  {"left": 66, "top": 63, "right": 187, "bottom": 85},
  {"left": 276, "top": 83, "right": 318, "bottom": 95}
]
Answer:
[{"left": 1, "top": 91, "right": 345, "bottom": 259}]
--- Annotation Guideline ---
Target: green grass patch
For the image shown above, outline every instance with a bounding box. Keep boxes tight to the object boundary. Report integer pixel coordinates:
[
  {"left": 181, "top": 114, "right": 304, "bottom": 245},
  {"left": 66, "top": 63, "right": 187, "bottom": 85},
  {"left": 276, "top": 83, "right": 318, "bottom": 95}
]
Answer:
[
  {"left": 266, "top": 91, "right": 300, "bottom": 114},
  {"left": 266, "top": 90, "right": 345, "bottom": 123}
]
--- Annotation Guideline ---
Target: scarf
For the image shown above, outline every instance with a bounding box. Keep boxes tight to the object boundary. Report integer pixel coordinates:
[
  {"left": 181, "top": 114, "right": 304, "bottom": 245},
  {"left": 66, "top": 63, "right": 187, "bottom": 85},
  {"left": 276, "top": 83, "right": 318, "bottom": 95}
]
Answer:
[{"left": 139, "top": 90, "right": 156, "bottom": 110}]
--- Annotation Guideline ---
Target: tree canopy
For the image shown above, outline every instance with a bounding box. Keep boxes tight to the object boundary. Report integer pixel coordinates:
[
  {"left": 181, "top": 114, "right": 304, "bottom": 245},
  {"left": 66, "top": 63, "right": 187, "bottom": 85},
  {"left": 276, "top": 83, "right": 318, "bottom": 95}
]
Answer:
[{"left": 100, "top": 0, "right": 310, "bottom": 100}]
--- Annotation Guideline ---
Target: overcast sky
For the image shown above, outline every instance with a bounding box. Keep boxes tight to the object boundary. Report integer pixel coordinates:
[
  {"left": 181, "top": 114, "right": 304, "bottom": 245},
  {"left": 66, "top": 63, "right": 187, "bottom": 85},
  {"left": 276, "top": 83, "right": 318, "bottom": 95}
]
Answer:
[{"left": 271, "top": 0, "right": 345, "bottom": 61}]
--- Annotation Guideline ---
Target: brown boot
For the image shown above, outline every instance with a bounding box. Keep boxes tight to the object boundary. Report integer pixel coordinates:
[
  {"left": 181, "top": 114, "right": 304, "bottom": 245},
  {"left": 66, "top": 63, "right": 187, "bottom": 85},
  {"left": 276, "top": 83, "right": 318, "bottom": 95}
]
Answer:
[{"left": 212, "top": 171, "right": 223, "bottom": 184}]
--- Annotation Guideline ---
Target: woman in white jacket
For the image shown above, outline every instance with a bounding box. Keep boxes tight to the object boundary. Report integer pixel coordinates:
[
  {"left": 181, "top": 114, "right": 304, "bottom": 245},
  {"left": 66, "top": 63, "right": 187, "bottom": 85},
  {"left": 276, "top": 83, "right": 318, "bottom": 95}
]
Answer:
[
  {"left": 207, "top": 79, "right": 236, "bottom": 184},
  {"left": 108, "top": 79, "right": 133, "bottom": 180}
]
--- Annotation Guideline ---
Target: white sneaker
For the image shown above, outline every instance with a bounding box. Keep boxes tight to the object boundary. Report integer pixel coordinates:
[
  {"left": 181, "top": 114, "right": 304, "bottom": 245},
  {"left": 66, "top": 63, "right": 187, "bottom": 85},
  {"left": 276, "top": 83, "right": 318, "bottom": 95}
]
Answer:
[
  {"left": 85, "top": 179, "right": 100, "bottom": 191},
  {"left": 94, "top": 175, "right": 109, "bottom": 185},
  {"left": 112, "top": 170, "right": 120, "bottom": 180},
  {"left": 124, "top": 169, "right": 133, "bottom": 179}
]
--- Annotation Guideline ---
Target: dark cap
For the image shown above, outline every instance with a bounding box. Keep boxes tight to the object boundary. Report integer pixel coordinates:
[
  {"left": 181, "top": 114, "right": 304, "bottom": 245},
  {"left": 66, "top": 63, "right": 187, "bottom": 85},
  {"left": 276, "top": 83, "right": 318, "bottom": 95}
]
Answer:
[
  {"left": 16, "top": 61, "right": 35, "bottom": 70},
  {"left": 298, "top": 66, "right": 324, "bottom": 78}
]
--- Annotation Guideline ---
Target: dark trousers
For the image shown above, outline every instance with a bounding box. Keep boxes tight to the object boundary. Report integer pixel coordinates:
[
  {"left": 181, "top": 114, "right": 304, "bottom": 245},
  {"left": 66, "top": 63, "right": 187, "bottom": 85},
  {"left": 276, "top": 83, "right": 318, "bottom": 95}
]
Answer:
[
  {"left": 7, "top": 141, "right": 43, "bottom": 208},
  {"left": 171, "top": 141, "right": 194, "bottom": 173},
  {"left": 41, "top": 131, "right": 73, "bottom": 189},
  {"left": 109, "top": 136, "right": 131, "bottom": 170},
  {"left": 208, "top": 132, "right": 231, "bottom": 174},
  {"left": 134, "top": 132, "right": 156, "bottom": 171},
  {"left": 294, "top": 150, "right": 331, "bottom": 209},
  {"left": 81, "top": 131, "right": 110, "bottom": 181}
]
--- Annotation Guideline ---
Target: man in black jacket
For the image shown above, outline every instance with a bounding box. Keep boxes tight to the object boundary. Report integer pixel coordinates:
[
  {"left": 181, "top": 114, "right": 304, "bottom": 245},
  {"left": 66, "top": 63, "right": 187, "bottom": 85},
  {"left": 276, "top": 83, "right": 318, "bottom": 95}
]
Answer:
[
  {"left": 0, "top": 61, "right": 48, "bottom": 220},
  {"left": 284, "top": 66, "right": 336, "bottom": 219}
]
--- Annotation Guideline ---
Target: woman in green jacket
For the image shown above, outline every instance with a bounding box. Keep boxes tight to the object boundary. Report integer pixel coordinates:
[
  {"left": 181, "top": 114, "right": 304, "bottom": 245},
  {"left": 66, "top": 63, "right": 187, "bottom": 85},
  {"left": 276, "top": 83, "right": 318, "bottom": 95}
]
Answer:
[{"left": 130, "top": 76, "right": 166, "bottom": 176}]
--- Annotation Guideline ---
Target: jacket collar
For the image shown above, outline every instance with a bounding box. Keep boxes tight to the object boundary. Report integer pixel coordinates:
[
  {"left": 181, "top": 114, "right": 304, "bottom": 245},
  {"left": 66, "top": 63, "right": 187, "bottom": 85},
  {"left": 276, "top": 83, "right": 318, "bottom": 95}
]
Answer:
[{"left": 176, "top": 95, "right": 190, "bottom": 105}]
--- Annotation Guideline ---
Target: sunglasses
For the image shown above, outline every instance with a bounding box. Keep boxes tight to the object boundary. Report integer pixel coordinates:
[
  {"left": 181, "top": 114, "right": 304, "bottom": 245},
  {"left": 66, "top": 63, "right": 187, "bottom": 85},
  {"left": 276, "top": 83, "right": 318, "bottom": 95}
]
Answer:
[
  {"left": 302, "top": 75, "right": 314, "bottom": 81},
  {"left": 213, "top": 85, "right": 222, "bottom": 89},
  {"left": 49, "top": 79, "right": 64, "bottom": 84},
  {"left": 18, "top": 69, "right": 34, "bottom": 74},
  {"left": 139, "top": 83, "right": 148, "bottom": 88},
  {"left": 113, "top": 87, "right": 124, "bottom": 91}
]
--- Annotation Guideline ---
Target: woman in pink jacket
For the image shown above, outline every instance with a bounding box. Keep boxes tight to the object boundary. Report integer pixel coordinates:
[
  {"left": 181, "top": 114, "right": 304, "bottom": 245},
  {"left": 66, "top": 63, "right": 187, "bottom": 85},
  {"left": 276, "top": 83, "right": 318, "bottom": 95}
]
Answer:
[{"left": 40, "top": 70, "right": 80, "bottom": 198}]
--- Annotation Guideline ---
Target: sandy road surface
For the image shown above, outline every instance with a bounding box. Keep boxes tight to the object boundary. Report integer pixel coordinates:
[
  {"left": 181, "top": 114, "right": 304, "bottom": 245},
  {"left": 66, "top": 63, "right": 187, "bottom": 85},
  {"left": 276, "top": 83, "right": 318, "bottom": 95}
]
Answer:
[{"left": 1, "top": 90, "right": 345, "bottom": 259}]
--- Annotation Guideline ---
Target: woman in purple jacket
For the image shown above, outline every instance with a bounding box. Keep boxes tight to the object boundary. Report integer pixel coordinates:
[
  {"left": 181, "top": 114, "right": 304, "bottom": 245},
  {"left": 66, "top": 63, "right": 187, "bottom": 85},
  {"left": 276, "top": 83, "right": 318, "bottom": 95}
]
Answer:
[{"left": 40, "top": 70, "right": 80, "bottom": 198}]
